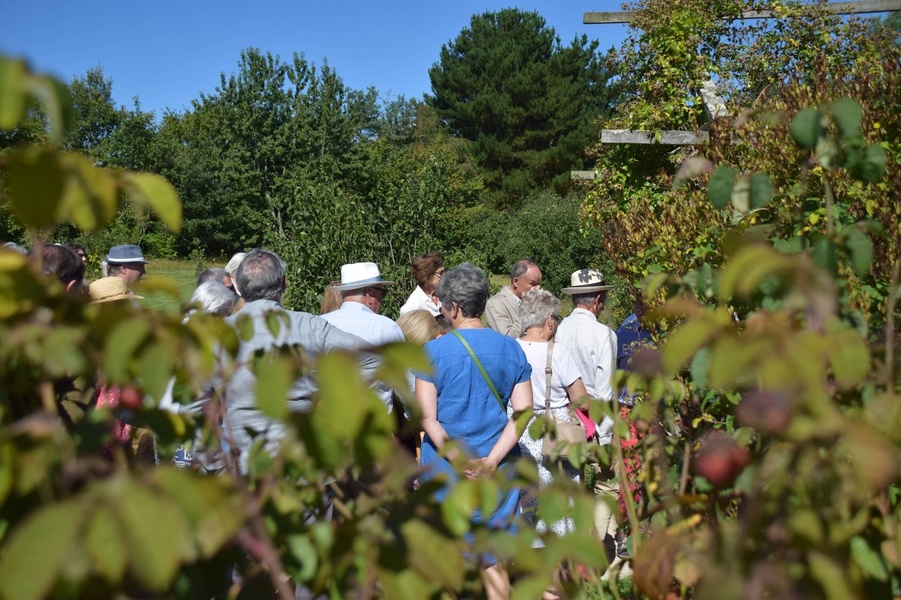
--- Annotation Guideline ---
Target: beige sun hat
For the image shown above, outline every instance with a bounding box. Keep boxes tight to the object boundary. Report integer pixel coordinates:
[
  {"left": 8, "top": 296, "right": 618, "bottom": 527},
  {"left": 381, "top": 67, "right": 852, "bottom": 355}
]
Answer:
[
  {"left": 89, "top": 277, "right": 144, "bottom": 303},
  {"left": 560, "top": 269, "right": 615, "bottom": 295}
]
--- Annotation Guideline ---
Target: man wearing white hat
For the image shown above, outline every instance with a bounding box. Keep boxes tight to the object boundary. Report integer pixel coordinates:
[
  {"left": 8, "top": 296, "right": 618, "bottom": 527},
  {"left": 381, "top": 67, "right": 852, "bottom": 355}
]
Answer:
[
  {"left": 321, "top": 262, "right": 405, "bottom": 411},
  {"left": 555, "top": 268, "right": 619, "bottom": 562}
]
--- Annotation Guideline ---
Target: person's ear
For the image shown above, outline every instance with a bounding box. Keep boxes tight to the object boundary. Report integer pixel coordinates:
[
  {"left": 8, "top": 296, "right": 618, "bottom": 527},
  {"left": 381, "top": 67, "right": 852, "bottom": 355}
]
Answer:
[{"left": 65, "top": 280, "right": 79, "bottom": 293}]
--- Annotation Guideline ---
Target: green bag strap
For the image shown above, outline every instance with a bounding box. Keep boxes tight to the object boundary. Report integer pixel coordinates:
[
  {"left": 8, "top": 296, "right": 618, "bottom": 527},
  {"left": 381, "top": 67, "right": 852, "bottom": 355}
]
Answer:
[{"left": 451, "top": 330, "right": 507, "bottom": 414}]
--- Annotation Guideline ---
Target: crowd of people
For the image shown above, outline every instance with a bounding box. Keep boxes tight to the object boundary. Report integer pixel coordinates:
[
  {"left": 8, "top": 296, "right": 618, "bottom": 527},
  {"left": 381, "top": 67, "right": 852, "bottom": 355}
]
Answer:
[{"left": 16, "top": 240, "right": 652, "bottom": 600}]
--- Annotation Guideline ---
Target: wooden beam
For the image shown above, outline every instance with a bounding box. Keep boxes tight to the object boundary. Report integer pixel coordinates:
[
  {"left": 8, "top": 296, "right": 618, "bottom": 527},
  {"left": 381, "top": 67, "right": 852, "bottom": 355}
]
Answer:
[
  {"left": 600, "top": 129, "right": 709, "bottom": 145},
  {"left": 571, "top": 170, "right": 596, "bottom": 180},
  {"left": 584, "top": 0, "right": 901, "bottom": 24},
  {"left": 699, "top": 78, "right": 729, "bottom": 121}
]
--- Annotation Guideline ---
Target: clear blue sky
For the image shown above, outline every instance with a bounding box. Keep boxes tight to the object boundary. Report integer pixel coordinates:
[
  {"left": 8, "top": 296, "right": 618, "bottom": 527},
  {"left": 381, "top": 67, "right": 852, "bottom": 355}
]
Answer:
[{"left": 1, "top": 1, "right": 631, "bottom": 119}]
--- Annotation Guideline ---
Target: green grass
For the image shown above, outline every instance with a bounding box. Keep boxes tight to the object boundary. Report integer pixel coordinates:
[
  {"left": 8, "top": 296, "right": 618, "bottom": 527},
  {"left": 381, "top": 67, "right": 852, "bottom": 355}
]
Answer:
[{"left": 136, "top": 259, "right": 223, "bottom": 314}]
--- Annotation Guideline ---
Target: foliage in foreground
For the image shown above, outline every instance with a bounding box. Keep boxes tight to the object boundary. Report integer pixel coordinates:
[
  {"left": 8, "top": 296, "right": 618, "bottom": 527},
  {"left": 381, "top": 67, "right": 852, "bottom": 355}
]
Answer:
[
  {"left": 0, "top": 57, "right": 617, "bottom": 599},
  {"left": 574, "top": 2, "right": 901, "bottom": 597}
]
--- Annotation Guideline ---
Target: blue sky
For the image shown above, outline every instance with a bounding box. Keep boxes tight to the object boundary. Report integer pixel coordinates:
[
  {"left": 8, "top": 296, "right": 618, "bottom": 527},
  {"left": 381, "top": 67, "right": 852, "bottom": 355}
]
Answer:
[{"left": 2, "top": 1, "right": 631, "bottom": 119}]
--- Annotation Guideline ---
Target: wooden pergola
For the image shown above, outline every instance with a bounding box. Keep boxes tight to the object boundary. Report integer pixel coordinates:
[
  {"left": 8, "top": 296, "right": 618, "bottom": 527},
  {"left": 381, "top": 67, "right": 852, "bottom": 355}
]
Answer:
[{"left": 572, "top": 0, "right": 901, "bottom": 179}]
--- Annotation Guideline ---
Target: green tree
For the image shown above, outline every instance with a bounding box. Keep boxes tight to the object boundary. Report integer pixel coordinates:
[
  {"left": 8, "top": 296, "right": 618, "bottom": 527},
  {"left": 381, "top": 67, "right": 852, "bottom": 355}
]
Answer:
[{"left": 427, "top": 8, "right": 618, "bottom": 207}]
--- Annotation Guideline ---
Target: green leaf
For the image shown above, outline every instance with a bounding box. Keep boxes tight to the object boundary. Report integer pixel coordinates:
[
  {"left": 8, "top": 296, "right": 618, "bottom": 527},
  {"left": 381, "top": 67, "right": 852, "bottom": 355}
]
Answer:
[
  {"left": 27, "top": 74, "right": 72, "bottom": 144},
  {"left": 749, "top": 173, "right": 773, "bottom": 209},
  {"left": 829, "top": 329, "right": 869, "bottom": 390},
  {"left": 850, "top": 536, "right": 889, "bottom": 581},
  {"left": 0, "top": 500, "right": 84, "bottom": 600},
  {"left": 842, "top": 226, "right": 873, "bottom": 276},
  {"left": 730, "top": 173, "right": 751, "bottom": 213},
  {"left": 85, "top": 510, "right": 127, "bottom": 583},
  {"left": 399, "top": 520, "right": 465, "bottom": 588},
  {"left": 789, "top": 108, "right": 822, "bottom": 149},
  {"left": 707, "top": 166, "right": 737, "bottom": 209},
  {"left": 121, "top": 172, "right": 182, "bottom": 234},
  {"left": 139, "top": 341, "right": 174, "bottom": 402},
  {"left": 810, "top": 235, "right": 839, "bottom": 275},
  {"left": 662, "top": 320, "right": 716, "bottom": 374},
  {"left": 287, "top": 535, "right": 319, "bottom": 582},
  {"left": 850, "top": 144, "right": 886, "bottom": 183},
  {"left": 253, "top": 353, "right": 293, "bottom": 420},
  {"left": 718, "top": 244, "right": 790, "bottom": 299},
  {"left": 6, "top": 146, "right": 65, "bottom": 229},
  {"left": 828, "top": 98, "right": 863, "bottom": 141},
  {"left": 102, "top": 318, "right": 151, "bottom": 383},
  {"left": 59, "top": 153, "right": 119, "bottom": 231},
  {"left": 0, "top": 57, "right": 27, "bottom": 130},
  {"left": 689, "top": 347, "right": 710, "bottom": 388},
  {"left": 115, "top": 479, "right": 186, "bottom": 590}
]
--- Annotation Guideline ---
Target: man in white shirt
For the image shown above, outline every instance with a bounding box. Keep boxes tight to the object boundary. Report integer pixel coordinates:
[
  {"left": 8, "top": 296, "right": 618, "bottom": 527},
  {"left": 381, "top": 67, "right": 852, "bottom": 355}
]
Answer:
[
  {"left": 555, "top": 268, "right": 619, "bottom": 563},
  {"left": 321, "top": 262, "right": 405, "bottom": 411},
  {"left": 485, "top": 258, "right": 542, "bottom": 337}
]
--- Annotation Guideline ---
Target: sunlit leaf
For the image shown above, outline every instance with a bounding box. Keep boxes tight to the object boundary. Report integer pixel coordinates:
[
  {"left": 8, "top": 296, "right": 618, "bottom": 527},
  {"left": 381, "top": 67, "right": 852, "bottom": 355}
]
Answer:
[
  {"left": 828, "top": 328, "right": 869, "bottom": 390},
  {"left": 139, "top": 342, "right": 174, "bottom": 402},
  {"left": 789, "top": 107, "right": 821, "bottom": 149},
  {"left": 6, "top": 146, "right": 65, "bottom": 229},
  {"left": 115, "top": 479, "right": 186, "bottom": 590},
  {"left": 287, "top": 535, "right": 318, "bottom": 582},
  {"left": 55, "top": 153, "right": 118, "bottom": 230},
  {"left": 253, "top": 353, "right": 293, "bottom": 420},
  {"left": 0, "top": 500, "right": 84, "bottom": 600},
  {"left": 85, "top": 509, "right": 127, "bottom": 583},
  {"left": 121, "top": 172, "right": 182, "bottom": 234},
  {"left": 102, "top": 318, "right": 151, "bottom": 383},
  {"left": 399, "top": 520, "right": 465, "bottom": 588},
  {"left": 851, "top": 536, "right": 889, "bottom": 581},
  {"left": 0, "top": 57, "right": 27, "bottom": 130},
  {"left": 718, "top": 243, "right": 791, "bottom": 299}
]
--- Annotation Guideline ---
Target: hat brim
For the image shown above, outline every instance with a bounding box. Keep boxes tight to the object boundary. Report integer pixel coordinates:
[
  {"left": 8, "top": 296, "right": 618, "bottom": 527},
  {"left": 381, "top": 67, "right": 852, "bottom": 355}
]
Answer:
[
  {"left": 560, "top": 284, "right": 614, "bottom": 295},
  {"left": 91, "top": 293, "right": 144, "bottom": 304},
  {"left": 106, "top": 258, "right": 150, "bottom": 264},
  {"left": 332, "top": 280, "right": 395, "bottom": 291}
]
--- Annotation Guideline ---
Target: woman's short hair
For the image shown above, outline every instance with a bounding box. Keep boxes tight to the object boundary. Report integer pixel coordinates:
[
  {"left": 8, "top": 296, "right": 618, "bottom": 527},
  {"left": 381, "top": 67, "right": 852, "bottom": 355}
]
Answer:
[
  {"left": 189, "top": 281, "right": 237, "bottom": 316},
  {"left": 435, "top": 263, "right": 489, "bottom": 318},
  {"left": 235, "top": 249, "right": 286, "bottom": 302},
  {"left": 520, "top": 289, "right": 561, "bottom": 331},
  {"left": 224, "top": 252, "right": 247, "bottom": 278},
  {"left": 396, "top": 309, "right": 441, "bottom": 345},
  {"left": 319, "top": 281, "right": 342, "bottom": 314},
  {"left": 411, "top": 252, "right": 444, "bottom": 287}
]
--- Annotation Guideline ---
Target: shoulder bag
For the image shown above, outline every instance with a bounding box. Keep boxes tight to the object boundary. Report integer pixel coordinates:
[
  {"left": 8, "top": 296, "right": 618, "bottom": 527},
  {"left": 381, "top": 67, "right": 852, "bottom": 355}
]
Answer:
[
  {"left": 451, "top": 330, "right": 507, "bottom": 414},
  {"left": 540, "top": 341, "right": 587, "bottom": 458}
]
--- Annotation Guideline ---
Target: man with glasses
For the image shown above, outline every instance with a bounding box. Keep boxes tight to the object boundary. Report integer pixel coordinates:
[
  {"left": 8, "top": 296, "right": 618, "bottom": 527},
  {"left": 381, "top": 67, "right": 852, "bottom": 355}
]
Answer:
[
  {"left": 485, "top": 258, "right": 542, "bottom": 337},
  {"left": 321, "top": 262, "right": 405, "bottom": 411}
]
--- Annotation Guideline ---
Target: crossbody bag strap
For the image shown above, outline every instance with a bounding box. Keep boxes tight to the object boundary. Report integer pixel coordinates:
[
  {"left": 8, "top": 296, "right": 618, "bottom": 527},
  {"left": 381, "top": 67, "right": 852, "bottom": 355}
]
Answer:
[
  {"left": 545, "top": 341, "right": 554, "bottom": 412},
  {"left": 451, "top": 330, "right": 506, "bottom": 414}
]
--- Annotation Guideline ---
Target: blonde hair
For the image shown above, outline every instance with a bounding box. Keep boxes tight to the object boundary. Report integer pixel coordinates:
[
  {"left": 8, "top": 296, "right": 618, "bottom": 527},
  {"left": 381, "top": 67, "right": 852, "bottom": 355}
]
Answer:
[
  {"left": 396, "top": 309, "right": 441, "bottom": 345},
  {"left": 319, "top": 281, "right": 342, "bottom": 315}
]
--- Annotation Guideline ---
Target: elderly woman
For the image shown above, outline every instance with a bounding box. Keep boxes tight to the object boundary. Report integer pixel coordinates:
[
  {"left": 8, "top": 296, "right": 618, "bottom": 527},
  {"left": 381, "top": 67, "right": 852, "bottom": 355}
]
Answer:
[
  {"left": 400, "top": 252, "right": 445, "bottom": 317},
  {"left": 186, "top": 281, "right": 237, "bottom": 318},
  {"left": 416, "top": 264, "right": 533, "bottom": 600},
  {"left": 517, "top": 289, "right": 591, "bottom": 550}
]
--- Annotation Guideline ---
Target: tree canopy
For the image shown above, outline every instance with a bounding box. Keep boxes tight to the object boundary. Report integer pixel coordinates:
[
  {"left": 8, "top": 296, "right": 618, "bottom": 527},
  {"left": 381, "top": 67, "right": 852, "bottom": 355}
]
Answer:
[{"left": 427, "top": 8, "right": 618, "bottom": 207}]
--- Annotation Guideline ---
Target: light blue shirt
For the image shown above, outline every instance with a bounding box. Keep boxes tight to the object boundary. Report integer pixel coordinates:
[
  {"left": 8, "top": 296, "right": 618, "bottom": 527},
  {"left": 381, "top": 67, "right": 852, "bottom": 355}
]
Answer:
[{"left": 321, "top": 301, "right": 405, "bottom": 410}]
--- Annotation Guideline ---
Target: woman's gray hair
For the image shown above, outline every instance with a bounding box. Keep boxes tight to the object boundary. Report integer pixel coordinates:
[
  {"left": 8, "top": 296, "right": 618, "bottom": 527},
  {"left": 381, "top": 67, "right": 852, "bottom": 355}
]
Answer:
[
  {"left": 189, "top": 281, "right": 237, "bottom": 317},
  {"left": 519, "top": 289, "right": 560, "bottom": 331},
  {"left": 435, "top": 263, "right": 489, "bottom": 318},
  {"left": 224, "top": 252, "right": 247, "bottom": 278}
]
